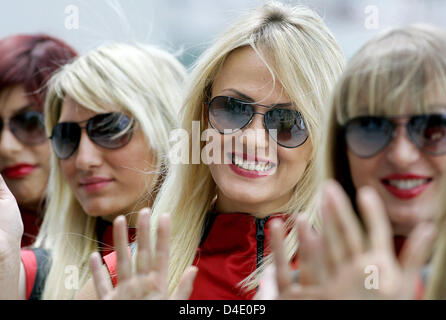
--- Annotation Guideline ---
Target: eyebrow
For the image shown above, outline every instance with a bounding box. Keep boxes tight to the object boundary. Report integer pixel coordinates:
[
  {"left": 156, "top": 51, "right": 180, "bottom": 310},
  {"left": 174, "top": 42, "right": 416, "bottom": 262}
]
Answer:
[
  {"left": 221, "top": 88, "right": 293, "bottom": 108},
  {"left": 14, "top": 104, "right": 38, "bottom": 114}
]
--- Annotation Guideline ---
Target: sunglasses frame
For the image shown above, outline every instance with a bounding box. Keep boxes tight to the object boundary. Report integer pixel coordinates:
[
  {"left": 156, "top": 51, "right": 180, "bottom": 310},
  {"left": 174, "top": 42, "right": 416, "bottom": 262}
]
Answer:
[
  {"left": 49, "top": 112, "right": 135, "bottom": 160},
  {"left": 0, "top": 110, "right": 46, "bottom": 146},
  {"left": 206, "top": 95, "right": 309, "bottom": 149},
  {"left": 345, "top": 113, "right": 446, "bottom": 158}
]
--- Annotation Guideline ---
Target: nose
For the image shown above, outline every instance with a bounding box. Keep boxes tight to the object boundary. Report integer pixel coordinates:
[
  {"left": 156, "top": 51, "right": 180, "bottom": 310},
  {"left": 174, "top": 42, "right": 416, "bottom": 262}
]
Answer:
[
  {"left": 237, "top": 112, "right": 269, "bottom": 151},
  {"left": 73, "top": 130, "right": 103, "bottom": 171},
  {"left": 0, "top": 127, "right": 23, "bottom": 157},
  {"left": 385, "top": 125, "right": 421, "bottom": 168}
]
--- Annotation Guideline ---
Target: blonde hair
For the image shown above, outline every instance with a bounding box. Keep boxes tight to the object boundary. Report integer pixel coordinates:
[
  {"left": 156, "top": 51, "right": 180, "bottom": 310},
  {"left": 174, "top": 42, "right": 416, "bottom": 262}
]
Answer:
[
  {"left": 425, "top": 173, "right": 446, "bottom": 299},
  {"left": 33, "top": 43, "right": 186, "bottom": 299},
  {"left": 324, "top": 24, "right": 446, "bottom": 204},
  {"left": 151, "top": 1, "right": 344, "bottom": 294}
]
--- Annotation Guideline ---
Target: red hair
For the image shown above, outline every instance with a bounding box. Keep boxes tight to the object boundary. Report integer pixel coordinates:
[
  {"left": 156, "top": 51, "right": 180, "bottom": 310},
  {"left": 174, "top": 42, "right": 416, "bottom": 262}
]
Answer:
[{"left": 0, "top": 34, "right": 77, "bottom": 110}]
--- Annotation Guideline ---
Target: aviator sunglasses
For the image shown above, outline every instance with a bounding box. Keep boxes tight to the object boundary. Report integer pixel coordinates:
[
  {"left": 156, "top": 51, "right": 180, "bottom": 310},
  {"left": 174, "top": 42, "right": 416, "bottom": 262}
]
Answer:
[
  {"left": 207, "top": 96, "right": 309, "bottom": 148},
  {"left": 345, "top": 113, "right": 446, "bottom": 158},
  {"left": 0, "top": 110, "right": 46, "bottom": 145},
  {"left": 50, "top": 112, "right": 135, "bottom": 160}
]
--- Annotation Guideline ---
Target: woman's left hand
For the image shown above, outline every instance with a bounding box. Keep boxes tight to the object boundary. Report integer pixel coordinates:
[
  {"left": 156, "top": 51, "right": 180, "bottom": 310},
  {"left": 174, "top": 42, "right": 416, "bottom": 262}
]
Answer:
[
  {"left": 89, "top": 209, "right": 197, "bottom": 300},
  {"left": 256, "top": 180, "right": 436, "bottom": 300}
]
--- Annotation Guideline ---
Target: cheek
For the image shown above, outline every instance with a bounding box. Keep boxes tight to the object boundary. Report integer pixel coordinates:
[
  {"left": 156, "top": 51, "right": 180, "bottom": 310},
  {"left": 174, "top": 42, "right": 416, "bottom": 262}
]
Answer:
[
  {"left": 278, "top": 141, "right": 312, "bottom": 175},
  {"left": 59, "top": 159, "right": 77, "bottom": 186},
  {"left": 431, "top": 155, "right": 446, "bottom": 174},
  {"left": 30, "top": 142, "right": 51, "bottom": 170},
  {"left": 110, "top": 144, "right": 156, "bottom": 188}
]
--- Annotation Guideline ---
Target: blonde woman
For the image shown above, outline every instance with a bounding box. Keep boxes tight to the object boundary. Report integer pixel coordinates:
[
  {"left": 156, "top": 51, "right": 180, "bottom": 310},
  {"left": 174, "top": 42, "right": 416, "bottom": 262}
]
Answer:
[
  {"left": 78, "top": 1, "right": 345, "bottom": 300},
  {"left": 3, "top": 42, "right": 186, "bottom": 299},
  {"left": 261, "top": 24, "right": 446, "bottom": 299}
]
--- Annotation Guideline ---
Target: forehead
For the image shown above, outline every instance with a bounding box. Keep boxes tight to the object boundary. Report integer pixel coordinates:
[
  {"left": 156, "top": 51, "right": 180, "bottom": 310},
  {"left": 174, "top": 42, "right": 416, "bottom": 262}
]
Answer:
[
  {"left": 211, "top": 46, "right": 290, "bottom": 105},
  {"left": 0, "top": 85, "right": 35, "bottom": 117},
  {"left": 59, "top": 96, "right": 99, "bottom": 122}
]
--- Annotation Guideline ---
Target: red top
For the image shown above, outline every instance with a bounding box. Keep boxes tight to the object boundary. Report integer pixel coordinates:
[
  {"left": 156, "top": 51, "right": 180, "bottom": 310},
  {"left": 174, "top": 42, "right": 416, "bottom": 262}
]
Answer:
[
  {"left": 103, "top": 217, "right": 427, "bottom": 300},
  {"left": 20, "top": 219, "right": 136, "bottom": 299},
  {"left": 103, "top": 211, "right": 287, "bottom": 300},
  {"left": 20, "top": 208, "right": 42, "bottom": 248}
]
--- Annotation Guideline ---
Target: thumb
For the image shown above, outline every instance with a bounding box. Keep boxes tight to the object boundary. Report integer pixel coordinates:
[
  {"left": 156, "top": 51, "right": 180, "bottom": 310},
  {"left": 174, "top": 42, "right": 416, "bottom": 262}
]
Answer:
[
  {"left": 170, "top": 266, "right": 198, "bottom": 300},
  {"left": 0, "top": 174, "right": 14, "bottom": 200}
]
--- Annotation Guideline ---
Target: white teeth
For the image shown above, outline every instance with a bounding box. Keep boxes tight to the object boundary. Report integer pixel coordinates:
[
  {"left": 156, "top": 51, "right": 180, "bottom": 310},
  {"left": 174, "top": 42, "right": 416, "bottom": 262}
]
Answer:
[
  {"left": 388, "top": 179, "right": 428, "bottom": 189},
  {"left": 231, "top": 154, "right": 273, "bottom": 172}
]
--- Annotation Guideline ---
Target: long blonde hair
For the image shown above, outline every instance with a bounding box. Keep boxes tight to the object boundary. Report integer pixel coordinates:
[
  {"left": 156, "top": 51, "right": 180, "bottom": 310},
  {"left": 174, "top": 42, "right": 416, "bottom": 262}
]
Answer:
[
  {"left": 34, "top": 43, "right": 185, "bottom": 299},
  {"left": 323, "top": 24, "right": 446, "bottom": 207},
  {"left": 151, "top": 1, "right": 345, "bottom": 294}
]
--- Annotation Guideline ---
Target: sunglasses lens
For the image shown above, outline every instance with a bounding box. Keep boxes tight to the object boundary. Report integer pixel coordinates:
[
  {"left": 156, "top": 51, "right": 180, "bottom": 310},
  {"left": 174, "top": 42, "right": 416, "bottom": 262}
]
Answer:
[
  {"left": 9, "top": 111, "right": 46, "bottom": 145},
  {"left": 265, "top": 109, "right": 308, "bottom": 148},
  {"left": 208, "top": 96, "right": 253, "bottom": 133},
  {"left": 87, "top": 113, "right": 134, "bottom": 149},
  {"left": 408, "top": 114, "right": 446, "bottom": 155},
  {"left": 345, "top": 117, "right": 393, "bottom": 158},
  {"left": 51, "top": 122, "right": 81, "bottom": 159}
]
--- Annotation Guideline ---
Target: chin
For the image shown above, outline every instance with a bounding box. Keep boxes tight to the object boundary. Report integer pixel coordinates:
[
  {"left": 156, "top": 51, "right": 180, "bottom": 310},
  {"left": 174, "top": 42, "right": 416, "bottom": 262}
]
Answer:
[
  {"left": 80, "top": 200, "right": 116, "bottom": 218},
  {"left": 388, "top": 209, "right": 422, "bottom": 235}
]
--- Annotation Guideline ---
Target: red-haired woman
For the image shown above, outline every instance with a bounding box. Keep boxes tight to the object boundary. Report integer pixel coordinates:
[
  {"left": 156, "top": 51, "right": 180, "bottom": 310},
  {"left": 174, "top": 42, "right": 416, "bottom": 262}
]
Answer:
[{"left": 0, "top": 34, "right": 77, "bottom": 247}]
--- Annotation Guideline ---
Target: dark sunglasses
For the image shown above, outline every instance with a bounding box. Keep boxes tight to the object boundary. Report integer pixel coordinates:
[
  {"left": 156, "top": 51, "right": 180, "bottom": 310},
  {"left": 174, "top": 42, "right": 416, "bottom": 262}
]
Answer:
[
  {"left": 50, "top": 112, "right": 135, "bottom": 160},
  {"left": 345, "top": 113, "right": 446, "bottom": 158},
  {"left": 207, "top": 96, "right": 308, "bottom": 148},
  {"left": 0, "top": 110, "right": 46, "bottom": 145}
]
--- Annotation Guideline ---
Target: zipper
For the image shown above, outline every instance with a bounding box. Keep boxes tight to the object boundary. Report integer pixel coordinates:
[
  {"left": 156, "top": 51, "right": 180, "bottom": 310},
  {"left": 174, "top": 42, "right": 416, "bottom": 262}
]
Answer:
[{"left": 255, "top": 217, "right": 269, "bottom": 269}]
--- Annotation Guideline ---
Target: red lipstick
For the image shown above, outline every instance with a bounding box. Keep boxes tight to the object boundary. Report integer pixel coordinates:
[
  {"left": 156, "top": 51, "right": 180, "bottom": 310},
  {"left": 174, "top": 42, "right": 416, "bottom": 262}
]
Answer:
[
  {"left": 79, "top": 177, "right": 114, "bottom": 193},
  {"left": 2, "top": 164, "right": 37, "bottom": 179},
  {"left": 381, "top": 173, "right": 432, "bottom": 200}
]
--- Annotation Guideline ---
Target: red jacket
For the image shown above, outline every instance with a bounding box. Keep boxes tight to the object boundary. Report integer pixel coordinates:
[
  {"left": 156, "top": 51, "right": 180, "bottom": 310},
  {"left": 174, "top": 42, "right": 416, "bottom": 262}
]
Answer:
[{"left": 104, "top": 211, "right": 286, "bottom": 299}]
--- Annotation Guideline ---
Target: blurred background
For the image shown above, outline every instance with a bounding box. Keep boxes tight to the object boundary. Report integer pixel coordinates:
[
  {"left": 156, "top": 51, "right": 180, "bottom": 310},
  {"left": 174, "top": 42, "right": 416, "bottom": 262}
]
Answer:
[{"left": 2, "top": 0, "right": 446, "bottom": 67}]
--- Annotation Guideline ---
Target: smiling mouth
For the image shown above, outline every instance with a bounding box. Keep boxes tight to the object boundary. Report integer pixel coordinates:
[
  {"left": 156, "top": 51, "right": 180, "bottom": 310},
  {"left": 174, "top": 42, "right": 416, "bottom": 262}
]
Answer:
[
  {"left": 230, "top": 153, "right": 276, "bottom": 172},
  {"left": 381, "top": 178, "right": 432, "bottom": 190}
]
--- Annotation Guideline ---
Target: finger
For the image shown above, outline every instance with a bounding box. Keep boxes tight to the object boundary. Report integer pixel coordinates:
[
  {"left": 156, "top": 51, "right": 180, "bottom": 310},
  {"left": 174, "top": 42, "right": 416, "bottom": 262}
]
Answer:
[
  {"left": 89, "top": 252, "right": 112, "bottom": 300},
  {"left": 326, "top": 180, "right": 365, "bottom": 256},
  {"left": 113, "top": 215, "right": 132, "bottom": 283},
  {"left": 255, "top": 264, "right": 278, "bottom": 300},
  {"left": 136, "top": 208, "right": 152, "bottom": 274},
  {"left": 270, "top": 219, "right": 293, "bottom": 293},
  {"left": 171, "top": 266, "right": 198, "bottom": 300},
  {"left": 357, "top": 187, "right": 393, "bottom": 253},
  {"left": 0, "top": 174, "right": 14, "bottom": 200},
  {"left": 296, "top": 215, "right": 327, "bottom": 285},
  {"left": 321, "top": 189, "right": 348, "bottom": 271},
  {"left": 400, "top": 223, "right": 436, "bottom": 275},
  {"left": 154, "top": 214, "right": 171, "bottom": 292}
]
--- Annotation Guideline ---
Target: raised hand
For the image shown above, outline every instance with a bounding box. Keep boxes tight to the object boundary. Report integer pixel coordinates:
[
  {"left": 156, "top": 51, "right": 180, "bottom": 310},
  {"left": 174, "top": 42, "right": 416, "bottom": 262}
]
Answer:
[
  {"left": 0, "top": 174, "right": 24, "bottom": 299},
  {"left": 257, "top": 180, "right": 436, "bottom": 300},
  {"left": 89, "top": 208, "right": 197, "bottom": 300}
]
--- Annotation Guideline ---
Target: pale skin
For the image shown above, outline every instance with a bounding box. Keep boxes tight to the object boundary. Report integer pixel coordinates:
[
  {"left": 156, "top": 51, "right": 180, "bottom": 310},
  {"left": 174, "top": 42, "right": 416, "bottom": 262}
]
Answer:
[
  {"left": 347, "top": 90, "right": 446, "bottom": 236},
  {"left": 208, "top": 46, "right": 313, "bottom": 218},
  {"left": 255, "top": 180, "right": 436, "bottom": 300},
  {"left": 0, "top": 173, "right": 24, "bottom": 299},
  {"left": 2, "top": 96, "right": 161, "bottom": 299},
  {"left": 87, "top": 209, "right": 197, "bottom": 300},
  {"left": 77, "top": 46, "right": 314, "bottom": 299},
  {"left": 0, "top": 85, "right": 50, "bottom": 211}
]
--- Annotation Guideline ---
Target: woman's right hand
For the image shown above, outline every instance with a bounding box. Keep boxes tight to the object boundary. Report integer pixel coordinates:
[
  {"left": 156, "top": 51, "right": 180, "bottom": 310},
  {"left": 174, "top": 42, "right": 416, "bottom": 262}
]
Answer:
[
  {"left": 0, "top": 174, "right": 23, "bottom": 258},
  {"left": 257, "top": 180, "right": 436, "bottom": 300},
  {"left": 89, "top": 209, "right": 197, "bottom": 300},
  {"left": 0, "top": 174, "right": 24, "bottom": 299}
]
